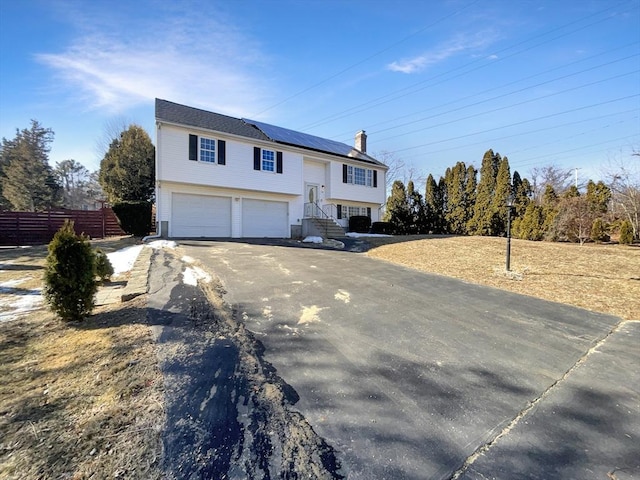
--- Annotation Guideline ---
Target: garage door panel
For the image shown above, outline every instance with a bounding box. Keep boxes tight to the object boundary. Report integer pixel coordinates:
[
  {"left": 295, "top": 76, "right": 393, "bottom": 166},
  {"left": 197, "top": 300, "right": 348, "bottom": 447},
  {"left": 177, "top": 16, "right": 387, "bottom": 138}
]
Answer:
[
  {"left": 242, "top": 199, "right": 288, "bottom": 238},
  {"left": 172, "top": 193, "right": 231, "bottom": 237}
]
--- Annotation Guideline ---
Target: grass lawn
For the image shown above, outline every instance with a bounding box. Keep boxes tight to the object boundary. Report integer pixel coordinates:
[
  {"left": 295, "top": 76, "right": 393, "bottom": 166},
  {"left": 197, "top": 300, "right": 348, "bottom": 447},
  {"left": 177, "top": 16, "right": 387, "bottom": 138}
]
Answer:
[
  {"left": 366, "top": 235, "right": 640, "bottom": 321},
  {"left": 0, "top": 237, "right": 164, "bottom": 480}
]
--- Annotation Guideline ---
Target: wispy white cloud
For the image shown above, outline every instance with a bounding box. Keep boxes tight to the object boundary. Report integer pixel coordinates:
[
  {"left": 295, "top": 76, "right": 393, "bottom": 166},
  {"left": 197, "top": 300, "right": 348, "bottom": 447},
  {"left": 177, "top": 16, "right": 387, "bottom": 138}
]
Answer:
[
  {"left": 36, "top": 3, "right": 271, "bottom": 116},
  {"left": 387, "top": 32, "right": 497, "bottom": 74}
]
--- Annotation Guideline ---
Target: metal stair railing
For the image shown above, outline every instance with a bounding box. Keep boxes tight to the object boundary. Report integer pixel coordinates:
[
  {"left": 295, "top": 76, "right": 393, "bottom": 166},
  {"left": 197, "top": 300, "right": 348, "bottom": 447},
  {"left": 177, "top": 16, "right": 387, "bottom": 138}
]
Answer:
[{"left": 304, "top": 202, "right": 342, "bottom": 238}]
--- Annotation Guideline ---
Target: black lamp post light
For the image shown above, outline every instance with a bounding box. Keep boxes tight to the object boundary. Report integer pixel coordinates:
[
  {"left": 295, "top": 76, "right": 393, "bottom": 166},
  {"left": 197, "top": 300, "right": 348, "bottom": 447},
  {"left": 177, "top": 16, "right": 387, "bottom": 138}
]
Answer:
[{"left": 505, "top": 194, "right": 514, "bottom": 272}]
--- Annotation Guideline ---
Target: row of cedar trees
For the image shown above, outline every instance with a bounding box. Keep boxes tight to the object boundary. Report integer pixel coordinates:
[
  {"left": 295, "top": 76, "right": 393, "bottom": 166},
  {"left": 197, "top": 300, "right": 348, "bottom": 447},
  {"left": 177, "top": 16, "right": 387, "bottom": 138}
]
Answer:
[{"left": 384, "top": 149, "right": 625, "bottom": 244}]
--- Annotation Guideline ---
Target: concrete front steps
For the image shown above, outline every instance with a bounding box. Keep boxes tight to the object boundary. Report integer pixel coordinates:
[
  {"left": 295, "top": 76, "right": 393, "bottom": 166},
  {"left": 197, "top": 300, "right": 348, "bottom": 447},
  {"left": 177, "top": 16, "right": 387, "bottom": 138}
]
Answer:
[{"left": 302, "top": 217, "right": 345, "bottom": 239}]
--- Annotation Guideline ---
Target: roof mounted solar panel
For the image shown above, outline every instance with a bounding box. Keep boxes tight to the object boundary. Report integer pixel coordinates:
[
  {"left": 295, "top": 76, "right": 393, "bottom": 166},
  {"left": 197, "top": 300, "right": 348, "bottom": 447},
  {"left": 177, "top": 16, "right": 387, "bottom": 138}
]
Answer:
[{"left": 243, "top": 118, "right": 356, "bottom": 158}]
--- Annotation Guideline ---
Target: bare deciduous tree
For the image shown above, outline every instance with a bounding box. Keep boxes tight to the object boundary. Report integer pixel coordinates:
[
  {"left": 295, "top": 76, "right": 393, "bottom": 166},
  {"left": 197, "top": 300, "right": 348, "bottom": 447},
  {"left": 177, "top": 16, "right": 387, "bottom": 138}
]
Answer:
[{"left": 604, "top": 148, "right": 640, "bottom": 240}]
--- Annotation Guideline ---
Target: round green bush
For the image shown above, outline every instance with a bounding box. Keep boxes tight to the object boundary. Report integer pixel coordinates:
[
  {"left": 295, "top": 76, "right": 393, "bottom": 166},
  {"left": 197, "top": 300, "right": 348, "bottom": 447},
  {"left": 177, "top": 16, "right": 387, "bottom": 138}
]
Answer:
[
  {"left": 43, "top": 221, "right": 97, "bottom": 322},
  {"left": 94, "top": 248, "right": 114, "bottom": 283},
  {"left": 619, "top": 220, "right": 633, "bottom": 245}
]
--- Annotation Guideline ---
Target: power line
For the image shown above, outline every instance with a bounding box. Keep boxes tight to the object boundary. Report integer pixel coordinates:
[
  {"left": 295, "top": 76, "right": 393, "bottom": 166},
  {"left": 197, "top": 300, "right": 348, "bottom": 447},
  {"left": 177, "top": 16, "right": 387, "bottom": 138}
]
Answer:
[
  {"left": 376, "top": 69, "right": 639, "bottom": 143},
  {"left": 250, "top": 0, "right": 481, "bottom": 117},
  {"left": 300, "top": 0, "right": 634, "bottom": 131},
  {"left": 331, "top": 41, "right": 639, "bottom": 140},
  {"left": 387, "top": 94, "right": 640, "bottom": 153}
]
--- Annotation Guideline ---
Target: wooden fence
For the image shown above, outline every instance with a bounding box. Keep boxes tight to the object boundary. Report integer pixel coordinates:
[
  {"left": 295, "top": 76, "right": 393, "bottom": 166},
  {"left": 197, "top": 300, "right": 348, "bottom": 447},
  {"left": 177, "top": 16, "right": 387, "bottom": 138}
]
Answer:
[{"left": 0, "top": 208, "right": 126, "bottom": 246}]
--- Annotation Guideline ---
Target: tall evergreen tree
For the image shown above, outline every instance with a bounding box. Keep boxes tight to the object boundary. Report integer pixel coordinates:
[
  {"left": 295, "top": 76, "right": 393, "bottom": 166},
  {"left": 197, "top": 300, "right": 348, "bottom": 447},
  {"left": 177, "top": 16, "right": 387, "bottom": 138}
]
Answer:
[
  {"left": 585, "top": 180, "right": 611, "bottom": 214},
  {"left": 0, "top": 120, "right": 62, "bottom": 211},
  {"left": 512, "top": 170, "right": 532, "bottom": 218},
  {"left": 464, "top": 165, "right": 478, "bottom": 229},
  {"left": 468, "top": 149, "right": 500, "bottom": 235},
  {"left": 424, "top": 174, "right": 440, "bottom": 233},
  {"left": 437, "top": 176, "right": 448, "bottom": 233},
  {"left": 384, "top": 180, "right": 412, "bottom": 234},
  {"left": 492, "top": 155, "right": 512, "bottom": 236},
  {"left": 407, "top": 180, "right": 427, "bottom": 234},
  {"left": 99, "top": 125, "right": 155, "bottom": 203},
  {"left": 445, "top": 162, "right": 470, "bottom": 234}
]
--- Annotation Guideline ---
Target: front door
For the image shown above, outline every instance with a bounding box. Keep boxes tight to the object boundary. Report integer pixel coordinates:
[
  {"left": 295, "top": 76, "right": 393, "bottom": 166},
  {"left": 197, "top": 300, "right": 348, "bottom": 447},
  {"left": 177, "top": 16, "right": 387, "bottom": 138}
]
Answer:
[{"left": 305, "top": 184, "right": 319, "bottom": 217}]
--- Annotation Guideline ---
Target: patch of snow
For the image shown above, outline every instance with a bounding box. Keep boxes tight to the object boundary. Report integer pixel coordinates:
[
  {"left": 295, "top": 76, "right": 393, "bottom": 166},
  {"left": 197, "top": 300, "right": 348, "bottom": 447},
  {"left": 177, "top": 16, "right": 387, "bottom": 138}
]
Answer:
[
  {"left": 298, "top": 305, "right": 325, "bottom": 325},
  {"left": 302, "top": 236, "right": 324, "bottom": 244},
  {"left": 107, "top": 245, "right": 144, "bottom": 275},
  {"left": 0, "top": 288, "right": 43, "bottom": 323},
  {"left": 183, "top": 266, "right": 212, "bottom": 286},
  {"left": 181, "top": 255, "right": 195, "bottom": 264},
  {"left": 334, "top": 289, "right": 351, "bottom": 304},
  {"left": 0, "top": 278, "right": 28, "bottom": 290},
  {"left": 345, "top": 232, "right": 392, "bottom": 238},
  {"left": 147, "top": 240, "right": 177, "bottom": 249}
]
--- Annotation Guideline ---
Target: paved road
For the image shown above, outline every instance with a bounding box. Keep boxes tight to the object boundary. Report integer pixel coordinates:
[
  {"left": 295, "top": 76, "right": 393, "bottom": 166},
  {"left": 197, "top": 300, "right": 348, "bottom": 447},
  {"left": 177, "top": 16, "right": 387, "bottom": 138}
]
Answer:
[{"left": 176, "top": 240, "right": 639, "bottom": 479}]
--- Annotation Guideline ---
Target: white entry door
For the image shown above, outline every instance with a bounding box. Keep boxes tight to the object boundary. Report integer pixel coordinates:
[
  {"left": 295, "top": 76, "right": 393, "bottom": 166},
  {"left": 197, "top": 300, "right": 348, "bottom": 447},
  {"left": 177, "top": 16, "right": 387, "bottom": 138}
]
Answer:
[{"left": 305, "top": 184, "right": 319, "bottom": 217}]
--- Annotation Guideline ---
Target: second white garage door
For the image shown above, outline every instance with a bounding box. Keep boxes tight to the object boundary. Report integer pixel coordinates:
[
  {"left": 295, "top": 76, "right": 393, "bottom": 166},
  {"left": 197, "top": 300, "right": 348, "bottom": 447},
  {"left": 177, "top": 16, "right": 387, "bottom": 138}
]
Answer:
[
  {"left": 242, "top": 199, "right": 289, "bottom": 238},
  {"left": 171, "top": 193, "right": 231, "bottom": 237}
]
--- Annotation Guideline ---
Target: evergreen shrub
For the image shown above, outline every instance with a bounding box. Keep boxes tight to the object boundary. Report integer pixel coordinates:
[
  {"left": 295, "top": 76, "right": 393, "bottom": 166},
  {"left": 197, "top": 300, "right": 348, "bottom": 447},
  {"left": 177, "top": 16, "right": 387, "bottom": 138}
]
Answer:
[
  {"left": 94, "top": 248, "right": 114, "bottom": 283},
  {"left": 590, "top": 218, "right": 609, "bottom": 243},
  {"left": 619, "top": 220, "right": 633, "bottom": 244},
  {"left": 112, "top": 201, "right": 152, "bottom": 236},
  {"left": 370, "top": 222, "right": 393, "bottom": 235},
  {"left": 349, "top": 215, "right": 371, "bottom": 233},
  {"left": 43, "top": 221, "right": 97, "bottom": 322}
]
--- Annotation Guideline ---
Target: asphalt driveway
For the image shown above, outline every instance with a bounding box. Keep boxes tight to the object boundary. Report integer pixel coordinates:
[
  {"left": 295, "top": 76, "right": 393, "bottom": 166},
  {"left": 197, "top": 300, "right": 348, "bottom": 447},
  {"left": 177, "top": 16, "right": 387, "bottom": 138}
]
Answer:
[{"left": 166, "top": 239, "right": 639, "bottom": 479}]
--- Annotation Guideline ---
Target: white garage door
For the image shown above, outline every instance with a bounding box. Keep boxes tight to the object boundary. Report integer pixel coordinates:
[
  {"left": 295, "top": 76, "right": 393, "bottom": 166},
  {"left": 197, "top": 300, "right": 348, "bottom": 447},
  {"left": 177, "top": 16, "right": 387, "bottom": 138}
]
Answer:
[
  {"left": 242, "top": 199, "right": 288, "bottom": 238},
  {"left": 171, "top": 193, "right": 231, "bottom": 237}
]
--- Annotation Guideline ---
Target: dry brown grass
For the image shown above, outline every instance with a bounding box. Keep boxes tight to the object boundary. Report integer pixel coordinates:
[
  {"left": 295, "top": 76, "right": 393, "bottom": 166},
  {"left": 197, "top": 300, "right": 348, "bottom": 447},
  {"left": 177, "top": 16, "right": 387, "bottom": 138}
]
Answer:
[
  {"left": 0, "top": 237, "right": 164, "bottom": 480},
  {"left": 367, "top": 235, "right": 640, "bottom": 321}
]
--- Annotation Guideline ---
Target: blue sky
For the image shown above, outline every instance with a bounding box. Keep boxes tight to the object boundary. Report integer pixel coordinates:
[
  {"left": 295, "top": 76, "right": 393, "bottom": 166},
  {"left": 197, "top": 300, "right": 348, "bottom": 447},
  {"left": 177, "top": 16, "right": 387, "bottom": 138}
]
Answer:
[{"left": 1, "top": 0, "right": 638, "bottom": 185}]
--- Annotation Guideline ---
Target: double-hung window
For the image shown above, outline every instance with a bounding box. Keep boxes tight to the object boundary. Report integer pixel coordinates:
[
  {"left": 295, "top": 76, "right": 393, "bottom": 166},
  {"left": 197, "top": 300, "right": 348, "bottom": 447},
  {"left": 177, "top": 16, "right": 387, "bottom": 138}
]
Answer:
[
  {"left": 354, "top": 167, "right": 366, "bottom": 186},
  {"left": 200, "top": 137, "right": 216, "bottom": 163},
  {"left": 343, "top": 164, "right": 377, "bottom": 187},
  {"left": 262, "top": 149, "right": 275, "bottom": 172},
  {"left": 253, "top": 147, "right": 284, "bottom": 174},
  {"left": 188, "top": 134, "right": 226, "bottom": 165}
]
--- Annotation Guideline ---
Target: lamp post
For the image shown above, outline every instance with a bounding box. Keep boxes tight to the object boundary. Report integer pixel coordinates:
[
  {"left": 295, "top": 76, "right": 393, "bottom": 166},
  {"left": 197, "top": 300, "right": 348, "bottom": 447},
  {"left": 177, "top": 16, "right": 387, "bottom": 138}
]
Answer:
[{"left": 506, "top": 194, "right": 514, "bottom": 272}]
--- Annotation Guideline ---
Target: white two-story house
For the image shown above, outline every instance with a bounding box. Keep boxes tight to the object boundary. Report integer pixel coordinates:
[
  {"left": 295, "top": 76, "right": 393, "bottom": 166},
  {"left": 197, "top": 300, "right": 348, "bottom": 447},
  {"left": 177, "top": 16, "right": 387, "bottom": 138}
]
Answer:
[{"left": 154, "top": 99, "right": 387, "bottom": 239}]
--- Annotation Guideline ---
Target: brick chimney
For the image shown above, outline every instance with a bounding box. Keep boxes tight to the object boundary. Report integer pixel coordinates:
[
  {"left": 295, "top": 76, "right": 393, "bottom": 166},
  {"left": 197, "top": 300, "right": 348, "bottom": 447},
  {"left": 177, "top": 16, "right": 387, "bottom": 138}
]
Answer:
[{"left": 355, "top": 130, "right": 367, "bottom": 153}]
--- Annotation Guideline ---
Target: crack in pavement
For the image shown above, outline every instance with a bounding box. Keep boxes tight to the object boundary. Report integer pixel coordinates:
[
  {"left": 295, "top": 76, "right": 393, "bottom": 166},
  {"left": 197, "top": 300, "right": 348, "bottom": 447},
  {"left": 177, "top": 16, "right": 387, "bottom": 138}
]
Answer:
[{"left": 449, "top": 319, "right": 632, "bottom": 480}]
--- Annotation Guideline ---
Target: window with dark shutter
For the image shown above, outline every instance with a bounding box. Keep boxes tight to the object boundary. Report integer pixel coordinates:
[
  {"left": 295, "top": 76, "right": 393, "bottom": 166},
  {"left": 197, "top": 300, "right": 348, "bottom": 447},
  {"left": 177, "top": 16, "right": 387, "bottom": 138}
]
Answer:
[
  {"left": 343, "top": 164, "right": 348, "bottom": 183},
  {"left": 217, "top": 140, "right": 226, "bottom": 165},
  {"left": 337, "top": 204, "right": 342, "bottom": 219},
  {"left": 367, "top": 207, "right": 372, "bottom": 217},
  {"left": 189, "top": 134, "right": 198, "bottom": 161},
  {"left": 254, "top": 147, "right": 261, "bottom": 170},
  {"left": 276, "top": 151, "right": 283, "bottom": 174},
  {"left": 373, "top": 170, "right": 378, "bottom": 188}
]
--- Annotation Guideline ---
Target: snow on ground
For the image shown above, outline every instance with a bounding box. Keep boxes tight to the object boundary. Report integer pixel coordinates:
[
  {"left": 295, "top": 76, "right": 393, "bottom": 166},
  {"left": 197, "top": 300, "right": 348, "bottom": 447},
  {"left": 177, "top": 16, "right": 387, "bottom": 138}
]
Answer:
[
  {"left": 0, "top": 278, "right": 42, "bottom": 323},
  {"left": 302, "top": 236, "right": 324, "bottom": 243},
  {"left": 183, "top": 266, "right": 212, "bottom": 286},
  {"left": 107, "top": 245, "right": 144, "bottom": 275},
  {"left": 1, "top": 240, "right": 181, "bottom": 323},
  {"left": 345, "top": 232, "right": 393, "bottom": 238},
  {"left": 147, "top": 240, "right": 177, "bottom": 249}
]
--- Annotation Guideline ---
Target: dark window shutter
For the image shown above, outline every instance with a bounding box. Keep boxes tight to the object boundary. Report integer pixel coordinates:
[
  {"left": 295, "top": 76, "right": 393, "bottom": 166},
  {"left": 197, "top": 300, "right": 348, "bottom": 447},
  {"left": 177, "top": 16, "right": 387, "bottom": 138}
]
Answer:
[
  {"left": 373, "top": 170, "right": 378, "bottom": 187},
  {"left": 367, "top": 207, "right": 372, "bottom": 217},
  {"left": 343, "top": 164, "right": 348, "bottom": 183},
  {"left": 276, "top": 151, "right": 283, "bottom": 173},
  {"left": 189, "top": 134, "right": 198, "bottom": 161},
  {"left": 337, "top": 204, "right": 342, "bottom": 219},
  {"left": 217, "top": 140, "right": 226, "bottom": 165},
  {"left": 253, "top": 147, "right": 261, "bottom": 170}
]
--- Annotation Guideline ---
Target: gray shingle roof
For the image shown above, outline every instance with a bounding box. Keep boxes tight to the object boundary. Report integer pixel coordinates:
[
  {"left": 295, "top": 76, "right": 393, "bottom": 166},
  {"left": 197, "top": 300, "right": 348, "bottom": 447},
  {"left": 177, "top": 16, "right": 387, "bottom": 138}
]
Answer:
[
  {"left": 155, "top": 99, "right": 270, "bottom": 141},
  {"left": 155, "top": 98, "right": 385, "bottom": 167}
]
